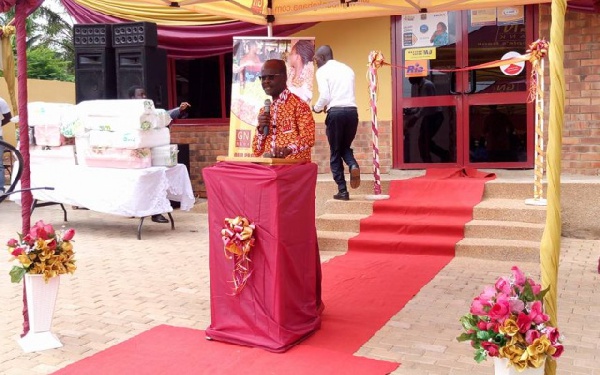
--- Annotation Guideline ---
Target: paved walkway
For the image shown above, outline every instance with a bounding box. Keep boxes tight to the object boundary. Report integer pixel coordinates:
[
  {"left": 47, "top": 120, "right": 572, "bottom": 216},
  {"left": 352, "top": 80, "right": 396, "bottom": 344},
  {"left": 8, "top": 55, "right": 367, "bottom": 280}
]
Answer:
[{"left": 0, "top": 199, "right": 598, "bottom": 374}]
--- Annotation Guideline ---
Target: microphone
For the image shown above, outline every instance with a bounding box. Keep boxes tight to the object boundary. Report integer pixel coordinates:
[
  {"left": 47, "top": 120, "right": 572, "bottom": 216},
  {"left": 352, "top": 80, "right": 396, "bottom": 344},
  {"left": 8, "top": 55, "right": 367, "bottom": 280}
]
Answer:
[{"left": 262, "top": 99, "right": 271, "bottom": 136}]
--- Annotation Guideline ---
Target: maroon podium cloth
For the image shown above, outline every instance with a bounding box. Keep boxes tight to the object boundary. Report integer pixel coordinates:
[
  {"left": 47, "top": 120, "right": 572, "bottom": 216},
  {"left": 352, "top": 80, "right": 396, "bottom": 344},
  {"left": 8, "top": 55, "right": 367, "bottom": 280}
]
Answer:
[{"left": 202, "top": 162, "right": 322, "bottom": 352}]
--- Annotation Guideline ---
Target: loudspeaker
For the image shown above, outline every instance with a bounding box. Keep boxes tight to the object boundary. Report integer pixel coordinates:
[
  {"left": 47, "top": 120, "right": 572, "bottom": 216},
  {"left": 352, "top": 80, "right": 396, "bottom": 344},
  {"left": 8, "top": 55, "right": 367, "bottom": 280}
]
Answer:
[
  {"left": 115, "top": 47, "right": 168, "bottom": 109},
  {"left": 73, "top": 24, "right": 112, "bottom": 48},
  {"left": 112, "top": 22, "right": 158, "bottom": 48},
  {"left": 74, "top": 47, "right": 117, "bottom": 103}
]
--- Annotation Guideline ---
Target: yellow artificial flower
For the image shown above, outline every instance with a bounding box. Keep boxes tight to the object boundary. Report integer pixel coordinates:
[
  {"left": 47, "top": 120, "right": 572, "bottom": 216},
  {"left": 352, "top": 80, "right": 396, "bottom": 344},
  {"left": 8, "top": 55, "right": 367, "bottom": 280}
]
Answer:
[
  {"left": 528, "top": 335, "right": 551, "bottom": 356},
  {"left": 500, "top": 317, "right": 520, "bottom": 337},
  {"left": 17, "top": 254, "right": 32, "bottom": 267},
  {"left": 61, "top": 242, "right": 73, "bottom": 252},
  {"left": 526, "top": 352, "right": 546, "bottom": 368}
]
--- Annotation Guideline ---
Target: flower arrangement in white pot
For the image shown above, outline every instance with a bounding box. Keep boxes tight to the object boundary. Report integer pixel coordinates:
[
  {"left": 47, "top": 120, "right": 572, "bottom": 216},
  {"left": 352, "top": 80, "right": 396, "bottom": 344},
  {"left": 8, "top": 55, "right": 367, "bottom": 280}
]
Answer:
[
  {"left": 6, "top": 220, "right": 76, "bottom": 352},
  {"left": 457, "top": 266, "right": 563, "bottom": 373}
]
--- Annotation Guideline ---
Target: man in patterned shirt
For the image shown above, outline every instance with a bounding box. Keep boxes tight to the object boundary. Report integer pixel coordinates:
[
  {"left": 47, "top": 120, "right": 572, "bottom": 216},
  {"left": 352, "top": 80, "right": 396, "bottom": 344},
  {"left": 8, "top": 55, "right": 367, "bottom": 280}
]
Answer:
[{"left": 252, "top": 59, "right": 315, "bottom": 161}]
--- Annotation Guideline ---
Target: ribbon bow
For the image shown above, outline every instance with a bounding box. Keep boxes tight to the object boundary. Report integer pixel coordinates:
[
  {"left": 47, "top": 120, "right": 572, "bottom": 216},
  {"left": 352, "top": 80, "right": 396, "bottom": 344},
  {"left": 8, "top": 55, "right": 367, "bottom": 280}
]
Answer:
[{"left": 221, "top": 216, "right": 256, "bottom": 294}]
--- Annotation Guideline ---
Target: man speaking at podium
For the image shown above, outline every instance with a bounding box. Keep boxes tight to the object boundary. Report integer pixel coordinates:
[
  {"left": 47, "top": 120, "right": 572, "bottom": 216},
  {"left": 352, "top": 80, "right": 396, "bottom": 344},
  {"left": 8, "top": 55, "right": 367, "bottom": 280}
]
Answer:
[{"left": 251, "top": 59, "right": 315, "bottom": 161}]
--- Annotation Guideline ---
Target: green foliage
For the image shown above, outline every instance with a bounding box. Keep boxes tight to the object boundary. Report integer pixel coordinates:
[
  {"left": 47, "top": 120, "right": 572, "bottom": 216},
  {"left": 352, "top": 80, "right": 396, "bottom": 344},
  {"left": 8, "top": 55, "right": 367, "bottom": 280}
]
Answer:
[
  {"left": 26, "top": 46, "right": 74, "bottom": 82},
  {"left": 9, "top": 265, "right": 26, "bottom": 283},
  {"left": 1, "top": 0, "right": 74, "bottom": 80}
]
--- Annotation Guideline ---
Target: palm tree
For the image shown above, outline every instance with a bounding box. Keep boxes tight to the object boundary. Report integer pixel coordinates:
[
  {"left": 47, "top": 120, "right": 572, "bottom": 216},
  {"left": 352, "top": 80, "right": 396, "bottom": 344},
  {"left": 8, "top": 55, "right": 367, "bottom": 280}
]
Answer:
[{"left": 0, "top": 0, "right": 74, "bottom": 79}]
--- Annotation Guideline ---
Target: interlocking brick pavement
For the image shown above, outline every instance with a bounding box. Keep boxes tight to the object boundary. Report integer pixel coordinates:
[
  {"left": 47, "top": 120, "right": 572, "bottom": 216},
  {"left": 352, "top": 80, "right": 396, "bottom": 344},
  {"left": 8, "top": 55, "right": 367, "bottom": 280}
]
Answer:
[{"left": 0, "top": 200, "right": 599, "bottom": 374}]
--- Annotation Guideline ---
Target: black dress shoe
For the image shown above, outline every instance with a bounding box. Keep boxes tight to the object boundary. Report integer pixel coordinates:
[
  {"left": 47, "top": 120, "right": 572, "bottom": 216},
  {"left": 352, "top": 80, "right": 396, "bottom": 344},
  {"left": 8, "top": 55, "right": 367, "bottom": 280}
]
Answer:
[
  {"left": 151, "top": 214, "right": 169, "bottom": 223},
  {"left": 333, "top": 191, "right": 349, "bottom": 201},
  {"left": 350, "top": 165, "right": 361, "bottom": 189}
]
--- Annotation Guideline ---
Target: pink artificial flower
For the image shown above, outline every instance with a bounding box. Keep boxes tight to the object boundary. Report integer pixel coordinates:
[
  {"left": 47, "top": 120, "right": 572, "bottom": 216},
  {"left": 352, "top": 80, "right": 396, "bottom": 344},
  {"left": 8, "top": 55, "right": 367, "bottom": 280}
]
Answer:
[
  {"left": 529, "top": 301, "right": 549, "bottom": 324},
  {"left": 11, "top": 247, "right": 24, "bottom": 256},
  {"left": 528, "top": 279, "right": 542, "bottom": 295},
  {"left": 511, "top": 266, "right": 526, "bottom": 286},
  {"left": 29, "top": 221, "right": 47, "bottom": 240},
  {"left": 517, "top": 311, "right": 533, "bottom": 333},
  {"left": 7, "top": 238, "right": 18, "bottom": 247},
  {"left": 62, "top": 228, "right": 75, "bottom": 241},
  {"left": 488, "top": 298, "right": 511, "bottom": 323},
  {"left": 480, "top": 286, "right": 497, "bottom": 304},
  {"left": 495, "top": 276, "right": 512, "bottom": 295},
  {"left": 481, "top": 341, "right": 500, "bottom": 356},
  {"left": 552, "top": 344, "right": 564, "bottom": 358},
  {"left": 509, "top": 298, "right": 525, "bottom": 314},
  {"left": 470, "top": 299, "right": 488, "bottom": 315},
  {"left": 525, "top": 329, "right": 541, "bottom": 344}
]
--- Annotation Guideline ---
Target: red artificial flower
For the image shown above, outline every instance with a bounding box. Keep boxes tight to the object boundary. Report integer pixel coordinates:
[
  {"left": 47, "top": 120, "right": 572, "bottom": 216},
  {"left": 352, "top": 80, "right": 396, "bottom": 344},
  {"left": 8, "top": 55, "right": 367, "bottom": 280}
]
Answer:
[
  {"left": 7, "top": 238, "right": 18, "bottom": 247},
  {"left": 11, "top": 247, "right": 24, "bottom": 256},
  {"left": 516, "top": 312, "right": 533, "bottom": 333},
  {"left": 481, "top": 341, "right": 500, "bottom": 356},
  {"left": 552, "top": 344, "right": 564, "bottom": 358}
]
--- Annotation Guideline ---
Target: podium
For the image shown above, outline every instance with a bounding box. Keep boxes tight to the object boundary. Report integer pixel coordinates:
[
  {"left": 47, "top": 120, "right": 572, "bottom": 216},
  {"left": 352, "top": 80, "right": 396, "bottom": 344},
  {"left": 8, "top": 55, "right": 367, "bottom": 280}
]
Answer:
[{"left": 203, "top": 161, "right": 322, "bottom": 352}]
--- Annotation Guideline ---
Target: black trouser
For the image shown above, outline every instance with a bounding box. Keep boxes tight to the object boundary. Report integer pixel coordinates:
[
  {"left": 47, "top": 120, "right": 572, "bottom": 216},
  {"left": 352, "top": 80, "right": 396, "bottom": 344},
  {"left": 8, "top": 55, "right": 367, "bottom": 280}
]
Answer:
[{"left": 325, "top": 107, "right": 359, "bottom": 192}]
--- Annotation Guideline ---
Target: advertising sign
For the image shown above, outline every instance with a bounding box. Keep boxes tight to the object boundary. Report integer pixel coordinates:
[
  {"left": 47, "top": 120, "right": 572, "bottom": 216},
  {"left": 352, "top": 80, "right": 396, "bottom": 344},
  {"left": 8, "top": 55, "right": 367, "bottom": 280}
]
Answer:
[{"left": 402, "top": 12, "right": 449, "bottom": 48}]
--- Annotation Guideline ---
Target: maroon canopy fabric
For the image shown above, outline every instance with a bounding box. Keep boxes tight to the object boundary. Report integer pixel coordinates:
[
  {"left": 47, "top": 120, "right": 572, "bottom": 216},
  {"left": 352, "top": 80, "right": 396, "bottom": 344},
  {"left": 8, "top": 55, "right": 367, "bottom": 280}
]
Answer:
[
  {"left": 60, "top": 0, "right": 315, "bottom": 59},
  {"left": 203, "top": 162, "right": 322, "bottom": 352}
]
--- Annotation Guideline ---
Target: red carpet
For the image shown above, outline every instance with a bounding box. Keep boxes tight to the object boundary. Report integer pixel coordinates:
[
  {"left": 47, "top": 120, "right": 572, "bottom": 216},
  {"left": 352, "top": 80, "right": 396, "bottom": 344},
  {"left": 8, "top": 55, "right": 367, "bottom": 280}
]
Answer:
[{"left": 54, "top": 168, "right": 493, "bottom": 375}]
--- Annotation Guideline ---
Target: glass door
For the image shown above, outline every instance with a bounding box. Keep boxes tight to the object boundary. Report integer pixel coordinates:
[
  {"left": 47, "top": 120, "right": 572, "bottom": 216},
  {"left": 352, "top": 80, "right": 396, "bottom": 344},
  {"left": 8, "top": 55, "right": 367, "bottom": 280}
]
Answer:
[{"left": 392, "top": 7, "right": 536, "bottom": 168}]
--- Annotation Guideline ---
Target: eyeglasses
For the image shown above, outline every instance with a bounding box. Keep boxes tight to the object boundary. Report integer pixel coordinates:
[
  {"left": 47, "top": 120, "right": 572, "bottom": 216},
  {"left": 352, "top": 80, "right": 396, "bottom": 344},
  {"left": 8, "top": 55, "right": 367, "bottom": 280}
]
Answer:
[{"left": 258, "top": 74, "right": 282, "bottom": 81}]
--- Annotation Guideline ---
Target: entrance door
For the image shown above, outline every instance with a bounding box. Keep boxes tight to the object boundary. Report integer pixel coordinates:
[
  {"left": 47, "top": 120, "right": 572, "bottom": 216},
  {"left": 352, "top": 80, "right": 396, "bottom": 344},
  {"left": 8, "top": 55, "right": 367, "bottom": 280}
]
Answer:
[{"left": 392, "top": 8, "right": 536, "bottom": 168}]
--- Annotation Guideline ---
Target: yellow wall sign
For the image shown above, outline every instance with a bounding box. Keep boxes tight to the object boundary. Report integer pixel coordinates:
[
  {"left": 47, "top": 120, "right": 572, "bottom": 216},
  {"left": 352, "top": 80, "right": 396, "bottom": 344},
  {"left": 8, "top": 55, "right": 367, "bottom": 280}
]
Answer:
[
  {"left": 405, "top": 47, "right": 436, "bottom": 61},
  {"left": 405, "top": 60, "right": 428, "bottom": 77}
]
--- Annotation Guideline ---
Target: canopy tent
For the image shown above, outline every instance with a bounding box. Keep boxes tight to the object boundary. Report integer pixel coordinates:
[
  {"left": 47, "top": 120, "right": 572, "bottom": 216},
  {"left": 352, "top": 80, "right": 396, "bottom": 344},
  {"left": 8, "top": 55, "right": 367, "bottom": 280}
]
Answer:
[
  {"left": 123, "top": 0, "right": 598, "bottom": 24},
  {"left": 60, "top": 0, "right": 315, "bottom": 58},
  {"left": 61, "top": 0, "right": 596, "bottom": 52},
  {"left": 64, "top": 3, "right": 572, "bottom": 375},
  {"left": 3, "top": 1, "right": 571, "bottom": 373}
]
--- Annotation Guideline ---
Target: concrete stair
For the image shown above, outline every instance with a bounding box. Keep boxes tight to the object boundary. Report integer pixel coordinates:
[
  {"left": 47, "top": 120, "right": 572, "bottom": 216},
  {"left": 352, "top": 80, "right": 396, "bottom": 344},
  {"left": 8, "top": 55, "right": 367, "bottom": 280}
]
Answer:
[
  {"left": 315, "top": 174, "right": 547, "bottom": 262},
  {"left": 316, "top": 189, "right": 375, "bottom": 254}
]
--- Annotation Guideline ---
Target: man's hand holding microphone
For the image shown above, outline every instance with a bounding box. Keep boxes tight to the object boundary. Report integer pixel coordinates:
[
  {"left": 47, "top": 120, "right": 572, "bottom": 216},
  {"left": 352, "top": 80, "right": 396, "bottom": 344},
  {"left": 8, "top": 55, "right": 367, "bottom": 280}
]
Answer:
[
  {"left": 258, "top": 98, "right": 271, "bottom": 137},
  {"left": 259, "top": 98, "right": 290, "bottom": 159}
]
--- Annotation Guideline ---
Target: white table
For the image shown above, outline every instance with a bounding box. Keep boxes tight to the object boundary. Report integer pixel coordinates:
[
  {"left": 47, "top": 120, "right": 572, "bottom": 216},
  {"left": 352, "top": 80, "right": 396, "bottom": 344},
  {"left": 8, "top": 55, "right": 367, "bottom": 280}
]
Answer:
[{"left": 12, "top": 163, "right": 195, "bottom": 239}]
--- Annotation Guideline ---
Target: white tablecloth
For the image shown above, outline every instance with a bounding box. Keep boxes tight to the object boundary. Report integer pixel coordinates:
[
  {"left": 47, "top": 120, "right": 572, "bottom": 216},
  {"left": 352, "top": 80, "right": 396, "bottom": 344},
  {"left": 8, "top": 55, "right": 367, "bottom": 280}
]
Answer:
[{"left": 12, "top": 164, "right": 195, "bottom": 217}]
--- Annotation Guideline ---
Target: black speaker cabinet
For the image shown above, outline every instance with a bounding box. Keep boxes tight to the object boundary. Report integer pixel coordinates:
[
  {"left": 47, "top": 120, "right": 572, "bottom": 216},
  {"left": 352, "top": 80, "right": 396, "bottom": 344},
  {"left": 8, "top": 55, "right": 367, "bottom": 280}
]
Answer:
[
  {"left": 112, "top": 22, "right": 158, "bottom": 48},
  {"left": 73, "top": 24, "right": 112, "bottom": 48},
  {"left": 74, "top": 47, "right": 117, "bottom": 103},
  {"left": 115, "top": 47, "right": 168, "bottom": 109}
]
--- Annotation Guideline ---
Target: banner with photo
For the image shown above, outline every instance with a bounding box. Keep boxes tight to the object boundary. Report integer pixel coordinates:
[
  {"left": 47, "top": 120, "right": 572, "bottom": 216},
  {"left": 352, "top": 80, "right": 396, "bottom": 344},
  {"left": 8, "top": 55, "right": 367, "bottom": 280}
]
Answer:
[{"left": 228, "top": 37, "right": 316, "bottom": 157}]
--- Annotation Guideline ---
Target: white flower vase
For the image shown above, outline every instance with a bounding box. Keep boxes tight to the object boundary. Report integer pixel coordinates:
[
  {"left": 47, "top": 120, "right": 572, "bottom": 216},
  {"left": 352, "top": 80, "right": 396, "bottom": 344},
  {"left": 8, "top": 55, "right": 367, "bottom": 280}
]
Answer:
[
  {"left": 494, "top": 358, "right": 545, "bottom": 375},
  {"left": 18, "top": 274, "right": 63, "bottom": 353}
]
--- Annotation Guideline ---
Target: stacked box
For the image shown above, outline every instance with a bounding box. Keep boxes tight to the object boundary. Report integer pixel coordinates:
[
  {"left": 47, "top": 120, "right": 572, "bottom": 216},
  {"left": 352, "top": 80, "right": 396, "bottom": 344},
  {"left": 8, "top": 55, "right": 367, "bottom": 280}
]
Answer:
[
  {"left": 27, "top": 102, "right": 77, "bottom": 147},
  {"left": 74, "top": 99, "right": 173, "bottom": 169},
  {"left": 77, "top": 99, "right": 171, "bottom": 132},
  {"left": 151, "top": 144, "right": 178, "bottom": 167},
  {"left": 84, "top": 147, "right": 152, "bottom": 169},
  {"left": 88, "top": 128, "right": 170, "bottom": 149},
  {"left": 30, "top": 145, "right": 76, "bottom": 166}
]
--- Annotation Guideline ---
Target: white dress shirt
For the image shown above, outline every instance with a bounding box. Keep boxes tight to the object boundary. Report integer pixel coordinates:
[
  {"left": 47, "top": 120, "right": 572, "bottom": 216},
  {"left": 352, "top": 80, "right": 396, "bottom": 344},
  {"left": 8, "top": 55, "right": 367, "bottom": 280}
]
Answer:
[{"left": 313, "top": 60, "right": 356, "bottom": 113}]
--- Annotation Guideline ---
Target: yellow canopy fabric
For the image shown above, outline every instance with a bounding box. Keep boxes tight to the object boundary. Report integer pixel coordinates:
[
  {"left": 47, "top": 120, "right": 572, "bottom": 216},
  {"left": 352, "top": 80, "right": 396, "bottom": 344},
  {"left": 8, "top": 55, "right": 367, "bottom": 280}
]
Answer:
[
  {"left": 166, "top": 0, "right": 551, "bottom": 25},
  {"left": 0, "top": 25, "right": 17, "bottom": 115},
  {"left": 72, "top": 0, "right": 234, "bottom": 25}
]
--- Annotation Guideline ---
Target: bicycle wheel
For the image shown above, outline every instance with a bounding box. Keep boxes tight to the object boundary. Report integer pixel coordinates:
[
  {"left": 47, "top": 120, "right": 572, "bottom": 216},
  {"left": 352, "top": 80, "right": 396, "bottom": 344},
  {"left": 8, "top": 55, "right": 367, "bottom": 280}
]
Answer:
[{"left": 0, "top": 139, "right": 23, "bottom": 204}]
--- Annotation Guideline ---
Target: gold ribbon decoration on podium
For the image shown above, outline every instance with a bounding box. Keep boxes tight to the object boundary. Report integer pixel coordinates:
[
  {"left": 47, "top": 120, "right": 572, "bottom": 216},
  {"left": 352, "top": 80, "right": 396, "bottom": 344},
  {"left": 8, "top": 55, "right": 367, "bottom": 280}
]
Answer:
[{"left": 221, "top": 216, "right": 256, "bottom": 295}]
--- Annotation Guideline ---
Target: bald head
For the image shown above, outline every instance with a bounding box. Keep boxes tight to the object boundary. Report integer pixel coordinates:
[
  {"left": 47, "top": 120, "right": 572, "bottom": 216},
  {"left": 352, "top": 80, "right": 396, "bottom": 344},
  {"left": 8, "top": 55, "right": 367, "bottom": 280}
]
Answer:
[
  {"left": 263, "top": 59, "right": 287, "bottom": 75},
  {"left": 314, "top": 45, "right": 333, "bottom": 68}
]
